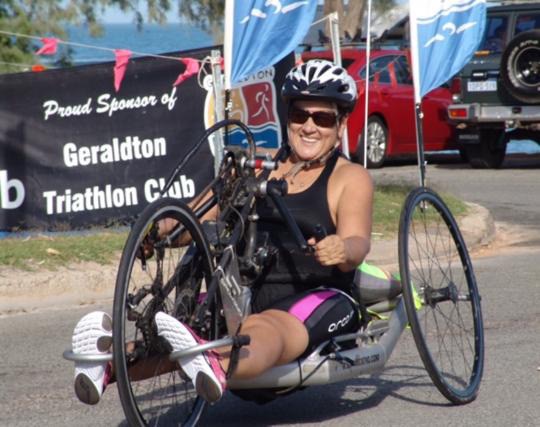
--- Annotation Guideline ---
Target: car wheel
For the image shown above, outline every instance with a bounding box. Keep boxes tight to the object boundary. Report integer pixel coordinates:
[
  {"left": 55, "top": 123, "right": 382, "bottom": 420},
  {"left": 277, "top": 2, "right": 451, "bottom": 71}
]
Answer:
[
  {"left": 464, "top": 129, "right": 507, "bottom": 169},
  {"left": 500, "top": 30, "right": 540, "bottom": 105},
  {"left": 355, "top": 116, "right": 388, "bottom": 168}
]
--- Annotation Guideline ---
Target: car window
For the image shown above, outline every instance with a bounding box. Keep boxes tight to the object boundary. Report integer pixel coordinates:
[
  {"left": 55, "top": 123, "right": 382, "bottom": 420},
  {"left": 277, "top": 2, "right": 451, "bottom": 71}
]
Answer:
[
  {"left": 394, "top": 56, "right": 413, "bottom": 85},
  {"left": 480, "top": 15, "right": 509, "bottom": 53},
  {"left": 342, "top": 58, "right": 356, "bottom": 69},
  {"left": 515, "top": 13, "right": 540, "bottom": 34},
  {"left": 359, "top": 55, "right": 395, "bottom": 84}
]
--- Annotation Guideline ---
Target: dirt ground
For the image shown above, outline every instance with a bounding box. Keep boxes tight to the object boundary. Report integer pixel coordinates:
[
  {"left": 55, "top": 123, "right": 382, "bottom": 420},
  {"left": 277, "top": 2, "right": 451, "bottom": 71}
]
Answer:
[{"left": 0, "top": 255, "right": 120, "bottom": 316}]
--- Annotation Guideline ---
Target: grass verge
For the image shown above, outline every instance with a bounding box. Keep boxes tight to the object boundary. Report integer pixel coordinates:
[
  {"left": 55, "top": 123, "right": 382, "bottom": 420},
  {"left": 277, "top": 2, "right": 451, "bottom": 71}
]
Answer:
[
  {"left": 0, "top": 231, "right": 127, "bottom": 270},
  {"left": 372, "top": 184, "right": 468, "bottom": 239},
  {"left": 0, "top": 185, "right": 467, "bottom": 269}
]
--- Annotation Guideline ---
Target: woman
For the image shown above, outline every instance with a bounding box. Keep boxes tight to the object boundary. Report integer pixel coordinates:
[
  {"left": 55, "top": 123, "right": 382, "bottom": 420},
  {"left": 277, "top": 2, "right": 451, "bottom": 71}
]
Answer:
[{"left": 71, "top": 59, "right": 373, "bottom": 405}]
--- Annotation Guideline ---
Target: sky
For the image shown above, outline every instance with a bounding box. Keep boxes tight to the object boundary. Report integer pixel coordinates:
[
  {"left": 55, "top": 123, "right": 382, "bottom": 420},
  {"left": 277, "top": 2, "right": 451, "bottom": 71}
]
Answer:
[{"left": 102, "top": 4, "right": 181, "bottom": 23}]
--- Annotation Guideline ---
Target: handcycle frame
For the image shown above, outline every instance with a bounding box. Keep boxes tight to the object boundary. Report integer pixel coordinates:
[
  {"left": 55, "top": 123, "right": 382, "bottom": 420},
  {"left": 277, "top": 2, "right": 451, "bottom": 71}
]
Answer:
[{"left": 137, "top": 119, "right": 457, "bottom": 392}]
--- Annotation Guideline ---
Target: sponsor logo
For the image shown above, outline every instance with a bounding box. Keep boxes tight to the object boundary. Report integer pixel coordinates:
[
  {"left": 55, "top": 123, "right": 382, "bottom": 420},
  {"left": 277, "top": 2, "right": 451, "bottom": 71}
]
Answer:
[
  {"left": 203, "top": 68, "right": 281, "bottom": 157},
  {"left": 355, "top": 354, "right": 380, "bottom": 365},
  {"left": 328, "top": 310, "right": 355, "bottom": 333}
]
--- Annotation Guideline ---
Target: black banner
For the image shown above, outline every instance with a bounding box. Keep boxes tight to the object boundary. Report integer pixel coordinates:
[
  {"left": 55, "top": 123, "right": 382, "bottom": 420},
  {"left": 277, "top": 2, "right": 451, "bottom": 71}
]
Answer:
[{"left": 0, "top": 47, "right": 293, "bottom": 230}]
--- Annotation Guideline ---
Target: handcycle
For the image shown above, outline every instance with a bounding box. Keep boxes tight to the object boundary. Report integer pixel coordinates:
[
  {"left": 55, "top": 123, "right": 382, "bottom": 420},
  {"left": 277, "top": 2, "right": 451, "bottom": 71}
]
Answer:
[{"left": 64, "top": 119, "right": 484, "bottom": 426}]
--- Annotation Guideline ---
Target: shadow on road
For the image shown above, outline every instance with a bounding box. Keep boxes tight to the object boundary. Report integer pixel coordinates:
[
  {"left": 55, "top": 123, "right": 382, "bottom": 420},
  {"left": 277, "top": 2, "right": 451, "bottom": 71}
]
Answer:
[{"left": 198, "top": 365, "right": 453, "bottom": 426}]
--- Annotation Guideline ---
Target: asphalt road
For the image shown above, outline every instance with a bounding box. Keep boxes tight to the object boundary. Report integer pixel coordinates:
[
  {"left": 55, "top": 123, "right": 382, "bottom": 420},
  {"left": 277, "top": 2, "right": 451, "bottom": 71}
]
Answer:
[{"left": 1, "top": 150, "right": 539, "bottom": 426}]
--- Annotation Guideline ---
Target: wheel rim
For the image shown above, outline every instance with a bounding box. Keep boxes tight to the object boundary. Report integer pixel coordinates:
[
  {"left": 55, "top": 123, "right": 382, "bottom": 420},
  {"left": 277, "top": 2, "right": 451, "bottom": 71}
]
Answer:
[
  {"left": 513, "top": 46, "right": 540, "bottom": 88},
  {"left": 114, "top": 202, "right": 213, "bottom": 426},
  {"left": 367, "top": 121, "right": 386, "bottom": 164},
  {"left": 399, "top": 189, "right": 484, "bottom": 403}
]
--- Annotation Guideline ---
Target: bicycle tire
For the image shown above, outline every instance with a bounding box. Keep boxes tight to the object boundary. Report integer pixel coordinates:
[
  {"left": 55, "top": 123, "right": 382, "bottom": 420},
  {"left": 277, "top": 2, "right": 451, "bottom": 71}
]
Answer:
[
  {"left": 113, "top": 197, "right": 216, "bottom": 426},
  {"left": 398, "top": 187, "right": 484, "bottom": 404}
]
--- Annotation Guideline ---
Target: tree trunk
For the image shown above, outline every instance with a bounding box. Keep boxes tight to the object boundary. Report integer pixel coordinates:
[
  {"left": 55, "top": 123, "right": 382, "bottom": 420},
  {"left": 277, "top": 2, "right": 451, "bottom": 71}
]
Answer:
[
  {"left": 323, "top": 0, "right": 345, "bottom": 38},
  {"left": 323, "top": 0, "right": 367, "bottom": 41},
  {"left": 344, "top": 0, "right": 366, "bottom": 41}
]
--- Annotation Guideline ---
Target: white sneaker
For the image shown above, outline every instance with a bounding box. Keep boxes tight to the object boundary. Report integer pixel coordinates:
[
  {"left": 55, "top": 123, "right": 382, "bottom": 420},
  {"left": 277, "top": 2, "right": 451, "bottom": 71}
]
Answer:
[
  {"left": 155, "top": 311, "right": 226, "bottom": 403},
  {"left": 72, "top": 311, "right": 113, "bottom": 405}
]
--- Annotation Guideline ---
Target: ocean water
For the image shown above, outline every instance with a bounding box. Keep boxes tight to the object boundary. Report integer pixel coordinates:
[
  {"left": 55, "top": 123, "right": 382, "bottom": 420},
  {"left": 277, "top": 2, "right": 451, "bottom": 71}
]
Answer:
[{"left": 66, "top": 23, "right": 215, "bottom": 65}]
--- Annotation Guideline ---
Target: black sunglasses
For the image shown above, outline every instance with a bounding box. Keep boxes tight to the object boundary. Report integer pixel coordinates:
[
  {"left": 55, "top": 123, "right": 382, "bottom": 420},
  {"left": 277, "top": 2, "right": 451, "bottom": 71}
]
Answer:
[{"left": 288, "top": 107, "right": 339, "bottom": 128}]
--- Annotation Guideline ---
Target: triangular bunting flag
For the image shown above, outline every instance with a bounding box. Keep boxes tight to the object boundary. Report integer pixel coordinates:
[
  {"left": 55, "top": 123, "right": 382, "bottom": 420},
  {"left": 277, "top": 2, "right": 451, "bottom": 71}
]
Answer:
[
  {"left": 114, "top": 49, "right": 132, "bottom": 92},
  {"left": 173, "top": 57, "right": 200, "bottom": 86},
  {"left": 36, "top": 38, "right": 58, "bottom": 55}
]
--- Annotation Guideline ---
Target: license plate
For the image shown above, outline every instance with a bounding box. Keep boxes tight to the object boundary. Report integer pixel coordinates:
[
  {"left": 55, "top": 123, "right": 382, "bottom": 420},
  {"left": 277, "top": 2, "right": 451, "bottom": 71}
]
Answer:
[{"left": 467, "top": 80, "right": 497, "bottom": 92}]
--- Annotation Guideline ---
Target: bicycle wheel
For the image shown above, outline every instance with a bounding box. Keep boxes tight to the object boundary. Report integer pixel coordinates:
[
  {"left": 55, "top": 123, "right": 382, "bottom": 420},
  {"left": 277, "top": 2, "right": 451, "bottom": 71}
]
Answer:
[
  {"left": 398, "top": 187, "right": 484, "bottom": 404},
  {"left": 113, "top": 197, "right": 216, "bottom": 426}
]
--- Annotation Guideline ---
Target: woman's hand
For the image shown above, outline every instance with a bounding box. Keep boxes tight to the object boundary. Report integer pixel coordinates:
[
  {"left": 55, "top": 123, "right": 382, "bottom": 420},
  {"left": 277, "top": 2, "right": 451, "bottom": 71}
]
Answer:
[
  {"left": 307, "top": 234, "right": 348, "bottom": 266},
  {"left": 308, "top": 234, "right": 370, "bottom": 271}
]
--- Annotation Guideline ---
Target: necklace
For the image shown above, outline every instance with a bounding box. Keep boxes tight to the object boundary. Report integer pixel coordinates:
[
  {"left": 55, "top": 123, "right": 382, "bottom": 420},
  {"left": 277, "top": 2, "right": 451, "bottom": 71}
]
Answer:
[{"left": 281, "top": 148, "right": 335, "bottom": 184}]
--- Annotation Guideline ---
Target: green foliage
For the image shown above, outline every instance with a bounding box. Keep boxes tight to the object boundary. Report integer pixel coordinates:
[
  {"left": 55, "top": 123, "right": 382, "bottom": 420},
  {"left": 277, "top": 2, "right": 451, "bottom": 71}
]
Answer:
[
  {"left": 372, "top": 184, "right": 467, "bottom": 239},
  {"left": 178, "top": 0, "right": 224, "bottom": 38}
]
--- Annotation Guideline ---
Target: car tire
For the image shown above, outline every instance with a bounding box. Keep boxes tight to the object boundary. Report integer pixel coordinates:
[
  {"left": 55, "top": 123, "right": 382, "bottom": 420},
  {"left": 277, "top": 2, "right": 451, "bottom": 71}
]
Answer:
[
  {"left": 355, "top": 116, "right": 388, "bottom": 168},
  {"left": 465, "top": 129, "right": 507, "bottom": 169},
  {"left": 500, "top": 30, "right": 540, "bottom": 105}
]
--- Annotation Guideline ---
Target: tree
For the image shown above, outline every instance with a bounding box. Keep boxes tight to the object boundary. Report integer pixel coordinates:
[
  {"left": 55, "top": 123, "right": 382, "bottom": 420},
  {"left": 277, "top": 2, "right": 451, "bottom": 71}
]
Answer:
[
  {"left": 322, "top": 0, "right": 397, "bottom": 42},
  {"left": 0, "top": 1, "right": 398, "bottom": 73},
  {"left": 0, "top": 0, "right": 230, "bottom": 73}
]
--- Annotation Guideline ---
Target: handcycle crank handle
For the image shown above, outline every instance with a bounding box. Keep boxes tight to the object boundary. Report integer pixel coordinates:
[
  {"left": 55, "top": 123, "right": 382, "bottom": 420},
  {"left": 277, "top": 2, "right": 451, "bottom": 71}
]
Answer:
[
  {"left": 266, "top": 180, "right": 311, "bottom": 253},
  {"left": 312, "top": 224, "right": 327, "bottom": 242}
]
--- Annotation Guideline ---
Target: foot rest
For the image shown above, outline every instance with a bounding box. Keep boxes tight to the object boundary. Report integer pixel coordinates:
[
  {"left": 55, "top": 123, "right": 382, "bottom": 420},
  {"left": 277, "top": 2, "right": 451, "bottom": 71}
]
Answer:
[
  {"left": 63, "top": 350, "right": 113, "bottom": 362},
  {"left": 170, "top": 335, "right": 250, "bottom": 362}
]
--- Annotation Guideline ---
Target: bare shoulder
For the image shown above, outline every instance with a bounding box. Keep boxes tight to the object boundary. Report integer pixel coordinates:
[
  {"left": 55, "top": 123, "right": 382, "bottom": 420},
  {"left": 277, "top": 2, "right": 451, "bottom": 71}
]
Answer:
[{"left": 334, "top": 158, "right": 373, "bottom": 189}]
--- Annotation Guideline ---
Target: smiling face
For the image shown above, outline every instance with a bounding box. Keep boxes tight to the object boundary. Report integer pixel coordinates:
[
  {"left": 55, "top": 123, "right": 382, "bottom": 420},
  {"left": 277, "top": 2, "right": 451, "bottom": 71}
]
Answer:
[{"left": 287, "top": 100, "right": 348, "bottom": 162}]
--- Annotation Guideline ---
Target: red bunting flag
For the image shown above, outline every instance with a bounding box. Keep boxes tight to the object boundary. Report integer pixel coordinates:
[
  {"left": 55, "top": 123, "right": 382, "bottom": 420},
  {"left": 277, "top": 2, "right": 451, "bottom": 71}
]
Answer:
[
  {"left": 173, "top": 57, "right": 200, "bottom": 86},
  {"left": 36, "top": 38, "right": 58, "bottom": 55},
  {"left": 373, "top": 71, "right": 380, "bottom": 86},
  {"left": 388, "top": 62, "right": 396, "bottom": 87},
  {"left": 357, "top": 79, "right": 365, "bottom": 96},
  {"left": 113, "top": 49, "right": 132, "bottom": 92}
]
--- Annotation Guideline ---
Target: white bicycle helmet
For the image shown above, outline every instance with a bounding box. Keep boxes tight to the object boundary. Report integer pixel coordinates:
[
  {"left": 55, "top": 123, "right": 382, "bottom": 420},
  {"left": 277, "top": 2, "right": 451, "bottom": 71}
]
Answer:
[{"left": 281, "top": 59, "right": 357, "bottom": 112}]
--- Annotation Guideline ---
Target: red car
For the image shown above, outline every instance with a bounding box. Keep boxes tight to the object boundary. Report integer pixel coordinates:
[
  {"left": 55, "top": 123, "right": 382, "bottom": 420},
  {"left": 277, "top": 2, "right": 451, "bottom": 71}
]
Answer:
[{"left": 302, "top": 48, "right": 457, "bottom": 168}]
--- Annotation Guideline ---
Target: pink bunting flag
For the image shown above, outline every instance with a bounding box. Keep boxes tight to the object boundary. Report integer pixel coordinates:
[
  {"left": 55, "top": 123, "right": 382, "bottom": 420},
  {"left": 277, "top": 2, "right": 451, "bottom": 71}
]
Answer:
[
  {"left": 173, "top": 57, "right": 200, "bottom": 86},
  {"left": 36, "top": 38, "right": 58, "bottom": 55},
  {"left": 114, "top": 49, "right": 132, "bottom": 92}
]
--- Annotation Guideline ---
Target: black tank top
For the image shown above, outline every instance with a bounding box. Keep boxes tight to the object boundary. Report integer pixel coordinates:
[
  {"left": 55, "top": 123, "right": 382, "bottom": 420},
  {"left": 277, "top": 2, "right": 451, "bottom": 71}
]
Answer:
[{"left": 255, "top": 151, "right": 355, "bottom": 293}]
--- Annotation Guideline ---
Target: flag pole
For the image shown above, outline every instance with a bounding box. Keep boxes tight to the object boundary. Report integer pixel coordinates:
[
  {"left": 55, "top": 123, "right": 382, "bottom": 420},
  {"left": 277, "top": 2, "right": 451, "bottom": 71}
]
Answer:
[
  {"left": 363, "top": 0, "right": 373, "bottom": 169},
  {"left": 409, "top": 1, "right": 426, "bottom": 188},
  {"left": 413, "top": 102, "right": 426, "bottom": 188},
  {"left": 224, "top": 0, "right": 234, "bottom": 91},
  {"left": 329, "top": 12, "right": 349, "bottom": 158}
]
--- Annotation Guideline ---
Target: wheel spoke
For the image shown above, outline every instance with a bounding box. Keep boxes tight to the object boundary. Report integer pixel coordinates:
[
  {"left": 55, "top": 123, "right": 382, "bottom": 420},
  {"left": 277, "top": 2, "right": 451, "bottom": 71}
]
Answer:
[
  {"left": 113, "top": 199, "right": 216, "bottom": 425},
  {"left": 399, "top": 188, "right": 484, "bottom": 404}
]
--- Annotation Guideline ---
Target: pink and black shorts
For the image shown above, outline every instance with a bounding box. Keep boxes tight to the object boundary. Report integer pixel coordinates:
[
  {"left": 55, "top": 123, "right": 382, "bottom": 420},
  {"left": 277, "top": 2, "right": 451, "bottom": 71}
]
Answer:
[{"left": 252, "top": 285, "right": 360, "bottom": 354}]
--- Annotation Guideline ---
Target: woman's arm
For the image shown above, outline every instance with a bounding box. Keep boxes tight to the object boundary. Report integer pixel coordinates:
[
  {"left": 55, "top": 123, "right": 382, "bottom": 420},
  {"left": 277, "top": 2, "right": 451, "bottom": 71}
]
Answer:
[{"left": 309, "top": 162, "right": 373, "bottom": 272}]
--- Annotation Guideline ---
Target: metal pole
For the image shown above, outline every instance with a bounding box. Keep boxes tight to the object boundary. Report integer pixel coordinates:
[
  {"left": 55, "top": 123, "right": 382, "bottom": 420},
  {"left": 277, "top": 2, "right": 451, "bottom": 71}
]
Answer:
[
  {"left": 211, "top": 50, "right": 225, "bottom": 176},
  {"left": 330, "top": 12, "right": 342, "bottom": 66},
  {"left": 329, "top": 12, "right": 350, "bottom": 159},
  {"left": 363, "top": 0, "right": 373, "bottom": 169},
  {"left": 414, "top": 102, "right": 426, "bottom": 188}
]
